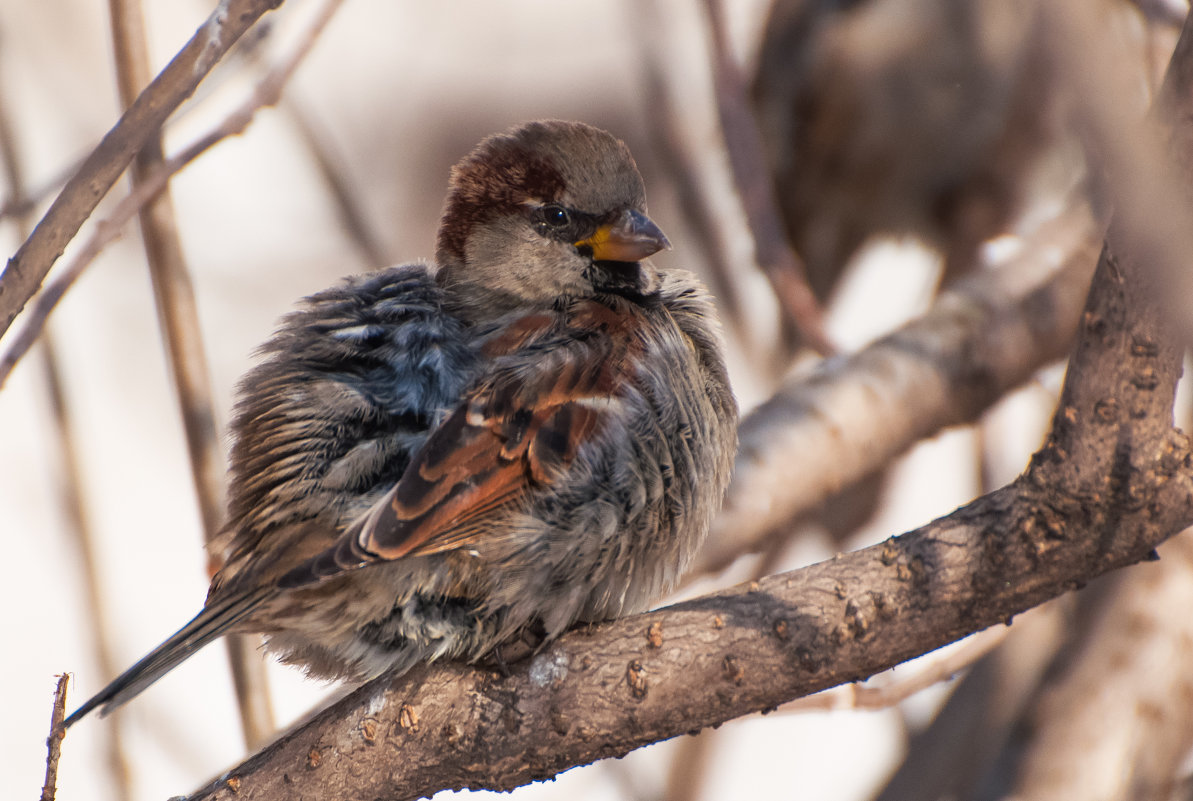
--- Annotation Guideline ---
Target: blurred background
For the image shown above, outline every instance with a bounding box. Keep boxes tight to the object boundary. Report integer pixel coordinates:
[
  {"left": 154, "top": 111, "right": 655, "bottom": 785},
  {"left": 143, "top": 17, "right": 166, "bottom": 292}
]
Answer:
[{"left": 2, "top": 0, "right": 1191, "bottom": 799}]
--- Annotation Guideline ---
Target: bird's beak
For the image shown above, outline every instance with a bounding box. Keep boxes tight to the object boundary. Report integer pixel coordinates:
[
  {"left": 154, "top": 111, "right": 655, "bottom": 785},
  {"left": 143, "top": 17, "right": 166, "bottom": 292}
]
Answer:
[{"left": 575, "top": 209, "right": 671, "bottom": 262}]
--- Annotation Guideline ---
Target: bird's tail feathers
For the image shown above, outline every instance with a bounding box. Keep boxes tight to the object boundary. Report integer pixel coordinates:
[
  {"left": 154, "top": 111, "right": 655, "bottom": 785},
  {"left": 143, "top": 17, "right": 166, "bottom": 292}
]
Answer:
[{"left": 62, "top": 587, "right": 270, "bottom": 729}]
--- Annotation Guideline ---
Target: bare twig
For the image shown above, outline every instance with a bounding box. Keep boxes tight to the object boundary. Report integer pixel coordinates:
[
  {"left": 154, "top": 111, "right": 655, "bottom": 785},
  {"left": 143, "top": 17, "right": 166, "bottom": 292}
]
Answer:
[
  {"left": 108, "top": 0, "right": 276, "bottom": 749},
  {"left": 0, "top": 0, "right": 344, "bottom": 389},
  {"left": 0, "top": 0, "right": 284, "bottom": 340},
  {"left": 36, "top": 347, "right": 135, "bottom": 798},
  {"left": 0, "top": 54, "right": 134, "bottom": 799},
  {"left": 700, "top": 0, "right": 835, "bottom": 355},
  {"left": 40, "top": 675, "right": 69, "bottom": 801}
]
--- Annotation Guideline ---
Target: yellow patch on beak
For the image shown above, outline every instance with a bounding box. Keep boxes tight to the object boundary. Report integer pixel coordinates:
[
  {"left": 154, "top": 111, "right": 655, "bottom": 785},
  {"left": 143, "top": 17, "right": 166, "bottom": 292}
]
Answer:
[{"left": 575, "top": 209, "right": 671, "bottom": 262}]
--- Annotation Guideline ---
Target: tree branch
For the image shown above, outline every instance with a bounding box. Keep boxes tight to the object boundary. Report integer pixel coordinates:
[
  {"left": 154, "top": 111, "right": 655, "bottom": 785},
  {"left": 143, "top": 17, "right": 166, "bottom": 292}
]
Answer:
[
  {"left": 695, "top": 209, "right": 1099, "bottom": 576},
  {"left": 700, "top": 0, "right": 835, "bottom": 355},
  {"left": 177, "top": 10, "right": 1193, "bottom": 797},
  {"left": 40, "top": 675, "right": 69, "bottom": 801},
  {"left": 0, "top": 0, "right": 342, "bottom": 390},
  {"left": 183, "top": 447, "right": 1193, "bottom": 800},
  {"left": 0, "top": 0, "right": 283, "bottom": 339}
]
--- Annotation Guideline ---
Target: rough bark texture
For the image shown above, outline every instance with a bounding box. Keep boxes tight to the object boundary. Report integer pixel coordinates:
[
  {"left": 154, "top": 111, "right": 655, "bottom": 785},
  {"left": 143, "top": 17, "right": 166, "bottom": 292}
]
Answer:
[{"left": 181, "top": 455, "right": 1193, "bottom": 800}]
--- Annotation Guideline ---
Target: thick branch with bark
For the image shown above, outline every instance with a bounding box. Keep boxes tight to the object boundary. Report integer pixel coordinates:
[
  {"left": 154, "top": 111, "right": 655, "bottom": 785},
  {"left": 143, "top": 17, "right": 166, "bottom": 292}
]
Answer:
[
  {"left": 184, "top": 450, "right": 1193, "bottom": 800},
  {"left": 175, "top": 10, "right": 1193, "bottom": 798}
]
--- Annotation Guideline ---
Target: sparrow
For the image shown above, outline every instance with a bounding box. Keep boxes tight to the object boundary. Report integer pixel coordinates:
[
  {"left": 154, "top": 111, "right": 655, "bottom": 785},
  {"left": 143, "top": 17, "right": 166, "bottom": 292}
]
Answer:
[{"left": 64, "top": 119, "right": 737, "bottom": 727}]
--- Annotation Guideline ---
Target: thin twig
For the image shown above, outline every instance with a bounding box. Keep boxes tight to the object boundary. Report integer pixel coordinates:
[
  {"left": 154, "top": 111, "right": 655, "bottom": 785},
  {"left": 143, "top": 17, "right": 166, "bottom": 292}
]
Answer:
[
  {"left": 0, "top": 0, "right": 284, "bottom": 339},
  {"left": 0, "top": 0, "right": 345, "bottom": 389},
  {"left": 108, "top": 0, "right": 277, "bottom": 748},
  {"left": 700, "top": 0, "right": 836, "bottom": 356},
  {"left": 40, "top": 674, "right": 69, "bottom": 801},
  {"left": 0, "top": 54, "right": 134, "bottom": 799},
  {"left": 37, "top": 343, "right": 136, "bottom": 799}
]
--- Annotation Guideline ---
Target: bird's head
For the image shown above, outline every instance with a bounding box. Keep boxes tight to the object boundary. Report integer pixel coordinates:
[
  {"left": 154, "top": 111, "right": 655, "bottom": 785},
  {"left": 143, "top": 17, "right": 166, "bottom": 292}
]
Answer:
[{"left": 435, "top": 120, "right": 669, "bottom": 319}]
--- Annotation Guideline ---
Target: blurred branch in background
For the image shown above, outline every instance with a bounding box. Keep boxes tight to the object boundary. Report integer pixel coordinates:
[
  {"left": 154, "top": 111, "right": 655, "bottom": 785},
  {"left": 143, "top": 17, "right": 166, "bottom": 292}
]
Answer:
[
  {"left": 701, "top": 0, "right": 835, "bottom": 356},
  {"left": 634, "top": 0, "right": 751, "bottom": 351},
  {"left": 0, "top": 0, "right": 348, "bottom": 768},
  {"left": 1003, "top": 532, "right": 1193, "bottom": 801},
  {"left": 694, "top": 204, "right": 1100, "bottom": 579},
  {"left": 0, "top": 56, "right": 134, "bottom": 798},
  {"left": 0, "top": 0, "right": 283, "bottom": 338},
  {"left": 0, "top": 0, "right": 345, "bottom": 389},
  {"left": 107, "top": 0, "right": 275, "bottom": 748}
]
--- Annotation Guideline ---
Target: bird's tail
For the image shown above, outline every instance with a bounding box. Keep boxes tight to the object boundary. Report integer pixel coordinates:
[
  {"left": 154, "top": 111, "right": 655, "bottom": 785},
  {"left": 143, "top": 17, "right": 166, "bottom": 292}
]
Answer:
[{"left": 62, "top": 587, "right": 270, "bottom": 729}]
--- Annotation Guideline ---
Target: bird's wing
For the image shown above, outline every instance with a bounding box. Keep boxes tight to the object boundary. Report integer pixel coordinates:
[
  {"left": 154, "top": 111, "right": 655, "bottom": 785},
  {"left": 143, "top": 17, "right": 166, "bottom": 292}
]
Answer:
[{"left": 277, "top": 301, "right": 639, "bottom": 589}]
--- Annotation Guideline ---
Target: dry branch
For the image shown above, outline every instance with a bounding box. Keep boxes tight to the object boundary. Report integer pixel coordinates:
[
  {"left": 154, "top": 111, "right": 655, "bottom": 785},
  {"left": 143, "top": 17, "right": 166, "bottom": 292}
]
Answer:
[
  {"left": 108, "top": 0, "right": 276, "bottom": 746},
  {"left": 634, "top": 0, "right": 750, "bottom": 347},
  {"left": 40, "top": 675, "right": 69, "bottom": 801},
  {"left": 0, "top": 0, "right": 283, "bottom": 339},
  {"left": 0, "top": 0, "right": 342, "bottom": 389},
  {"left": 700, "top": 0, "right": 834, "bottom": 355},
  {"left": 696, "top": 215, "right": 1099, "bottom": 577}
]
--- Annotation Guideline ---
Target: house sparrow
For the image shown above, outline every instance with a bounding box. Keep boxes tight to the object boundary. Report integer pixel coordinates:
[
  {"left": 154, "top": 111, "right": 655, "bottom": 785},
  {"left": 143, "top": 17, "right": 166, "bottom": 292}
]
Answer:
[{"left": 64, "top": 120, "right": 737, "bottom": 727}]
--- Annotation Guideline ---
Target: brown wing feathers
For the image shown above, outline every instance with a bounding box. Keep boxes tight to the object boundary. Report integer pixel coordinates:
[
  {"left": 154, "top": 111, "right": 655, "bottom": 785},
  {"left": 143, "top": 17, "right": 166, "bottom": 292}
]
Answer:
[{"left": 279, "top": 303, "right": 639, "bottom": 589}]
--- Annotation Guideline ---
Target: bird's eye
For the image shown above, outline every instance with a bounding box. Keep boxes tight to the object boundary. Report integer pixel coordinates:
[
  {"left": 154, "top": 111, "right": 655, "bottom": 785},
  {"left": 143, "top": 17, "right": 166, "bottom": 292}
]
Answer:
[{"left": 541, "top": 204, "right": 570, "bottom": 228}]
